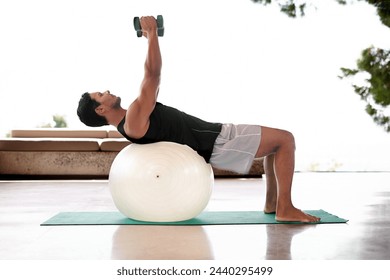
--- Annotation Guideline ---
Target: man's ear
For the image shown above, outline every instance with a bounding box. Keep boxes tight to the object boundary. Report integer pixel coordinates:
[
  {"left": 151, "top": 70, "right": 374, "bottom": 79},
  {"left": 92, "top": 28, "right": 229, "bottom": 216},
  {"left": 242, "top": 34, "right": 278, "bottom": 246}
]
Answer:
[{"left": 95, "top": 105, "right": 106, "bottom": 116}]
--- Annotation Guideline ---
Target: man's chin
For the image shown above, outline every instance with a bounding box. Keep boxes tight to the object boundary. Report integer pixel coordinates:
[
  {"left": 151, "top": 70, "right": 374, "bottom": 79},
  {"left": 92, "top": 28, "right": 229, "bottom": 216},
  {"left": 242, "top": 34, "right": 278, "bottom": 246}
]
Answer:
[{"left": 114, "top": 97, "right": 122, "bottom": 108}]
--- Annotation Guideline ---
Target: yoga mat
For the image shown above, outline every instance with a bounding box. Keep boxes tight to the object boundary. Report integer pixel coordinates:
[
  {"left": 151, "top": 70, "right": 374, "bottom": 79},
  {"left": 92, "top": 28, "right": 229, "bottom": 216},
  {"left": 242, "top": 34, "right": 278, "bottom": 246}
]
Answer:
[{"left": 41, "top": 210, "right": 348, "bottom": 226}]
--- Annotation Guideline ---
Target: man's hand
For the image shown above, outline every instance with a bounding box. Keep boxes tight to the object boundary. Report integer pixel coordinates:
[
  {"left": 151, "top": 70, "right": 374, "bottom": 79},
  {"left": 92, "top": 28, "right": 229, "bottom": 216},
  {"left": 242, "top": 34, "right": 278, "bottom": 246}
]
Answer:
[{"left": 140, "top": 16, "right": 158, "bottom": 38}]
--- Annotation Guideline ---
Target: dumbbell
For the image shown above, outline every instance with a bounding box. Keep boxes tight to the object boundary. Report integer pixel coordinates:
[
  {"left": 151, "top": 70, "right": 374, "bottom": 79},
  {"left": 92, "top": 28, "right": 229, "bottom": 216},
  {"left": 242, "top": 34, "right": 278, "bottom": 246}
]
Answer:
[{"left": 133, "top": 15, "right": 164, "bottom": 37}]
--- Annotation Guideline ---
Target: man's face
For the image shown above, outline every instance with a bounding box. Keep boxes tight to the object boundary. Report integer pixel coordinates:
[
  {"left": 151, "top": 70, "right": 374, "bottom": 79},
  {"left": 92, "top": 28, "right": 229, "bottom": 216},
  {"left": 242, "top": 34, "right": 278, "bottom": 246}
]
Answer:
[{"left": 90, "top": 90, "right": 121, "bottom": 110}]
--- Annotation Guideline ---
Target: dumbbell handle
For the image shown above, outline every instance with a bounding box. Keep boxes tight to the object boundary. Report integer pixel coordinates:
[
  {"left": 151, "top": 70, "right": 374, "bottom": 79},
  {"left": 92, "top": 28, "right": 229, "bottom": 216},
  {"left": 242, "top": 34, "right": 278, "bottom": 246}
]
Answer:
[{"left": 133, "top": 15, "right": 164, "bottom": 37}]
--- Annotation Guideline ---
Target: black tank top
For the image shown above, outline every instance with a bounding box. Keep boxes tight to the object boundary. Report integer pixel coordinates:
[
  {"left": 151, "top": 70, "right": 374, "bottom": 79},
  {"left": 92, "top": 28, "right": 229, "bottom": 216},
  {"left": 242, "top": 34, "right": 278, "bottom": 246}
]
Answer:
[{"left": 117, "top": 102, "right": 222, "bottom": 162}]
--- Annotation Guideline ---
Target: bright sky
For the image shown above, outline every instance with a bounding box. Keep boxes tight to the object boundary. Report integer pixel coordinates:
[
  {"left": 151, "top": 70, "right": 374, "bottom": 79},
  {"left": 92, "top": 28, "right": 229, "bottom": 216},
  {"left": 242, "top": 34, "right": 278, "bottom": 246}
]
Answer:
[{"left": 0, "top": 0, "right": 389, "bottom": 171}]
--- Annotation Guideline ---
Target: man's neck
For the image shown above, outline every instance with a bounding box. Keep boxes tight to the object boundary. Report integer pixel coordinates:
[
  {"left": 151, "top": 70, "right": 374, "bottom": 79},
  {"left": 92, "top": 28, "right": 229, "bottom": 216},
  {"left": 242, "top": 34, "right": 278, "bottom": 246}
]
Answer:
[{"left": 107, "top": 108, "right": 127, "bottom": 127}]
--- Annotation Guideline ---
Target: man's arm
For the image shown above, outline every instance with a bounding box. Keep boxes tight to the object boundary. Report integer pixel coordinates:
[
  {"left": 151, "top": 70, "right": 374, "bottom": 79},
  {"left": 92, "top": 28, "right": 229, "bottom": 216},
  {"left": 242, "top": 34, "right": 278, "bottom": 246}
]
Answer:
[{"left": 124, "top": 16, "right": 162, "bottom": 138}]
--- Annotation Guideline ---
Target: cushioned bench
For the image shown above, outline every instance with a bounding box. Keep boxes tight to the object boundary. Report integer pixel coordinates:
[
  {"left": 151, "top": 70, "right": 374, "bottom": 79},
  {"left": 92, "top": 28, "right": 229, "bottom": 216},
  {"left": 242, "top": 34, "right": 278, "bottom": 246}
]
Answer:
[{"left": 0, "top": 129, "right": 264, "bottom": 179}]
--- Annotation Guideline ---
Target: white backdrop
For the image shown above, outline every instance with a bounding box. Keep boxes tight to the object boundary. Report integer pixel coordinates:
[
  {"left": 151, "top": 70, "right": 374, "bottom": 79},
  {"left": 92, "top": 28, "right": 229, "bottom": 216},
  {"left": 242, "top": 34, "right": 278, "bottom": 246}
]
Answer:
[{"left": 0, "top": 0, "right": 389, "bottom": 171}]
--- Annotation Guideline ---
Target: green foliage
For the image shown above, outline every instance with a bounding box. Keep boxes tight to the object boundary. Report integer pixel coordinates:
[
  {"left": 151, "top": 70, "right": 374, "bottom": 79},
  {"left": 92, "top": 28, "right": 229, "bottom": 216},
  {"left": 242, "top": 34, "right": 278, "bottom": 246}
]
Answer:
[
  {"left": 340, "top": 47, "right": 390, "bottom": 132},
  {"left": 53, "top": 114, "right": 68, "bottom": 128},
  {"left": 252, "top": 0, "right": 390, "bottom": 132},
  {"left": 38, "top": 122, "right": 52, "bottom": 128},
  {"left": 251, "top": 0, "right": 306, "bottom": 17},
  {"left": 251, "top": 0, "right": 390, "bottom": 28},
  {"left": 37, "top": 115, "right": 68, "bottom": 128},
  {"left": 366, "top": 0, "right": 390, "bottom": 28}
]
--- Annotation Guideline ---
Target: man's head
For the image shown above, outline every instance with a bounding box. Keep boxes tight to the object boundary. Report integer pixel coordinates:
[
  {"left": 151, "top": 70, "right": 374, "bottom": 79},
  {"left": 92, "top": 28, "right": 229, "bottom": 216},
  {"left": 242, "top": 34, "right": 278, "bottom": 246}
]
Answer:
[{"left": 77, "top": 91, "right": 121, "bottom": 127}]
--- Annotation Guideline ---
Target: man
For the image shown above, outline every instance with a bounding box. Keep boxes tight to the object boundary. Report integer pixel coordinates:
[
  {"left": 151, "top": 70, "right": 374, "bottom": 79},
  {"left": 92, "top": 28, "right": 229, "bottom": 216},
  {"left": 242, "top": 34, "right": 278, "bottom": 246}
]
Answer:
[{"left": 77, "top": 16, "right": 320, "bottom": 223}]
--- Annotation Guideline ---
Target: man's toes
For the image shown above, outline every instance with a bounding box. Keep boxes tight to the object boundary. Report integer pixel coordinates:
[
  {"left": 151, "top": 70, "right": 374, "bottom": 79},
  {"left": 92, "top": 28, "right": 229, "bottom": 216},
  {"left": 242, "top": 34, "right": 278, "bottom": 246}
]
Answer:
[{"left": 307, "top": 214, "right": 321, "bottom": 222}]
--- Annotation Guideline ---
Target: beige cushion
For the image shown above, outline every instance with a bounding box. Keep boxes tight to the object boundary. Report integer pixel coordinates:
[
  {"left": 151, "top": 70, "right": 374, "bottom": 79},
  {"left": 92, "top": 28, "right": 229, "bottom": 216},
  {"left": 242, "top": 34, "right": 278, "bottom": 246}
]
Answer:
[
  {"left": 107, "top": 130, "right": 124, "bottom": 138},
  {"left": 11, "top": 129, "right": 108, "bottom": 138},
  {"left": 0, "top": 138, "right": 100, "bottom": 151},
  {"left": 99, "top": 138, "right": 131, "bottom": 152}
]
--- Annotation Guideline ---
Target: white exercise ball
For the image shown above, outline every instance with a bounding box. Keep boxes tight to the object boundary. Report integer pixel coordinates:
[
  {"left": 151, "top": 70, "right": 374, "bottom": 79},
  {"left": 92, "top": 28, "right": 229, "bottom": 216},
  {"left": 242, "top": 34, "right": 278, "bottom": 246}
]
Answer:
[{"left": 109, "top": 142, "right": 214, "bottom": 222}]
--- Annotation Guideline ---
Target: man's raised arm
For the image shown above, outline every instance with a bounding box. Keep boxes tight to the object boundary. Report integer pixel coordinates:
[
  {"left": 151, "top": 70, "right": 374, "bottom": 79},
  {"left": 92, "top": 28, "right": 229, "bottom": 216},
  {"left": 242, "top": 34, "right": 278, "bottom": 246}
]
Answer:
[{"left": 124, "top": 16, "right": 162, "bottom": 139}]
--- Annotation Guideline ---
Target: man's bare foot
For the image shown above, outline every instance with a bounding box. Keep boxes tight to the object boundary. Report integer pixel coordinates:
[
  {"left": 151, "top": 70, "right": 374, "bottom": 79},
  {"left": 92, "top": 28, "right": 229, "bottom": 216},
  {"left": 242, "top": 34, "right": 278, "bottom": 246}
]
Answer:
[
  {"left": 263, "top": 202, "right": 276, "bottom": 214},
  {"left": 276, "top": 207, "right": 320, "bottom": 223}
]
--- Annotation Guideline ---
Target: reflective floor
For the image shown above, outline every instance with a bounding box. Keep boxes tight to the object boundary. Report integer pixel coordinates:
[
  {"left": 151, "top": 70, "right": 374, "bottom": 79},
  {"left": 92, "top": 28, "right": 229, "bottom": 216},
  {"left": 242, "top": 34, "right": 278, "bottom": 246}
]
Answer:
[{"left": 0, "top": 172, "right": 389, "bottom": 260}]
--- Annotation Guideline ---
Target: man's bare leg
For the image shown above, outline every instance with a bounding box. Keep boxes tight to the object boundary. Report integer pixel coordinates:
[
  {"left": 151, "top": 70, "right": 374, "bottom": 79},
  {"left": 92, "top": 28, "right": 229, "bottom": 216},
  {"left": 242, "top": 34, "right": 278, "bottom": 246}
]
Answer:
[{"left": 257, "top": 126, "right": 320, "bottom": 223}]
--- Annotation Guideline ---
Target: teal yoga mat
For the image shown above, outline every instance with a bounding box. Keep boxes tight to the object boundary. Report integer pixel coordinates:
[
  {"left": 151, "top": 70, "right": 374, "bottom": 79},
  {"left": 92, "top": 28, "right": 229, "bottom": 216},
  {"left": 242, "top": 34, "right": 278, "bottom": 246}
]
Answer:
[{"left": 41, "top": 210, "right": 347, "bottom": 226}]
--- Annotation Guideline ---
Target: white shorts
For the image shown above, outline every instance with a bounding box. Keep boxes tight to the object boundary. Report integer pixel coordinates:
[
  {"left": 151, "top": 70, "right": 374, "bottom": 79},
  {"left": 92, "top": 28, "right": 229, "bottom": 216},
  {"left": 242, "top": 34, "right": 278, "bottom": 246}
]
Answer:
[{"left": 209, "top": 124, "right": 262, "bottom": 174}]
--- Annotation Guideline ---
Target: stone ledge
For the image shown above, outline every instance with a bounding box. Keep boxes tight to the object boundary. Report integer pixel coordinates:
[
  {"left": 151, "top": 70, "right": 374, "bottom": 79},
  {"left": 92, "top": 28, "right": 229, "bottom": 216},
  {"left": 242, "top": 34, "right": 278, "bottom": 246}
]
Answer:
[{"left": 0, "top": 151, "right": 117, "bottom": 176}]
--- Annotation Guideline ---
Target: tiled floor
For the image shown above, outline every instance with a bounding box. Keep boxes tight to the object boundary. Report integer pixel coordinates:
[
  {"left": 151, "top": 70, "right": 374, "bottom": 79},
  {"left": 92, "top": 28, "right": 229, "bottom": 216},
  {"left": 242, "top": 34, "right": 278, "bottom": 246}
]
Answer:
[{"left": 0, "top": 172, "right": 389, "bottom": 260}]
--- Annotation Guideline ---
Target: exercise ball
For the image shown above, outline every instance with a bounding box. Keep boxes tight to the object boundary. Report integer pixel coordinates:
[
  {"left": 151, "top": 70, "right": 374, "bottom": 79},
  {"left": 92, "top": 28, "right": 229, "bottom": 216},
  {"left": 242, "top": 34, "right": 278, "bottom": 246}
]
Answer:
[{"left": 109, "top": 142, "right": 214, "bottom": 222}]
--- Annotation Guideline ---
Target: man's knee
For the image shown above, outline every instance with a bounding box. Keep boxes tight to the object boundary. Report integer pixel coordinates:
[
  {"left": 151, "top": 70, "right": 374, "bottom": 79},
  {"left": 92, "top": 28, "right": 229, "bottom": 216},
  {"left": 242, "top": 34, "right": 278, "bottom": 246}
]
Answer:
[{"left": 281, "top": 130, "right": 295, "bottom": 150}]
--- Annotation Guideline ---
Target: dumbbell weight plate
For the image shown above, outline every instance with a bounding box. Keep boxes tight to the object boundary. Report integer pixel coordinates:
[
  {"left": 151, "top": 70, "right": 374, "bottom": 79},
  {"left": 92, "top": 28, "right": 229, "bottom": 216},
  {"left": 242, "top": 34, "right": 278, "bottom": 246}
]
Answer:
[
  {"left": 133, "top": 17, "right": 143, "bottom": 37},
  {"left": 157, "top": 15, "right": 164, "bottom": 37}
]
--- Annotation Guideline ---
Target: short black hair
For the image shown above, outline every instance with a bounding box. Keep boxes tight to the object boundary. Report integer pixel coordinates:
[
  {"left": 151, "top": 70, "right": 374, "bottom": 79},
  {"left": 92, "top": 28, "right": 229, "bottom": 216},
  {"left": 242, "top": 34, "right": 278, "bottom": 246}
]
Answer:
[{"left": 77, "top": 92, "right": 109, "bottom": 127}]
